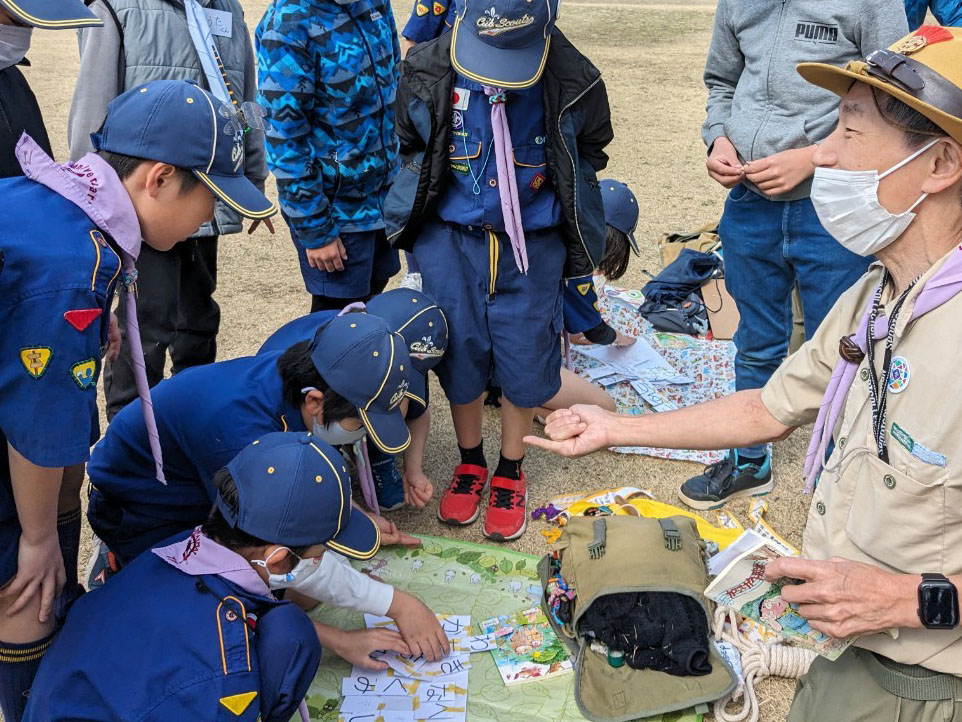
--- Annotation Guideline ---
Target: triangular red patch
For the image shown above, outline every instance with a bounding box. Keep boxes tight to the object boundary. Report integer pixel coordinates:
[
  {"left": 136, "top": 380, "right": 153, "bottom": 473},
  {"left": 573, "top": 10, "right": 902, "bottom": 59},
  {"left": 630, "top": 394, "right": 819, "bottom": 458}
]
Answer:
[{"left": 64, "top": 309, "right": 102, "bottom": 332}]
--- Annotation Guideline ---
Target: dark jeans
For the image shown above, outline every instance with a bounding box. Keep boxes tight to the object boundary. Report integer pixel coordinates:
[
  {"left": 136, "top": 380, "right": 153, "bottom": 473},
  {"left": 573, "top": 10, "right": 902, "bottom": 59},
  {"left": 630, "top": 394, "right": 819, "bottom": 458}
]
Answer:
[
  {"left": 720, "top": 185, "right": 871, "bottom": 458},
  {"left": 105, "top": 237, "right": 219, "bottom": 419}
]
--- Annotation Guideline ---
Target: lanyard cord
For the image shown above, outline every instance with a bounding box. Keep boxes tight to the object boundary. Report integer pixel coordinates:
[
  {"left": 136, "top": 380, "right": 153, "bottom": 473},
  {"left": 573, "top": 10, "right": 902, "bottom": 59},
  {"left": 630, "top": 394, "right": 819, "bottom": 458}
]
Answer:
[
  {"left": 462, "top": 131, "right": 496, "bottom": 196},
  {"left": 865, "top": 271, "right": 918, "bottom": 462}
]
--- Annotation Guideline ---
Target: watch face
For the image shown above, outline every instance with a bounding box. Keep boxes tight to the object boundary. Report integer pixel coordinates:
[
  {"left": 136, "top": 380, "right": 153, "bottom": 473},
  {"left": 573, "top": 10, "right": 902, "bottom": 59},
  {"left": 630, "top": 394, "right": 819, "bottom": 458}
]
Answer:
[{"left": 922, "top": 583, "right": 960, "bottom": 627}]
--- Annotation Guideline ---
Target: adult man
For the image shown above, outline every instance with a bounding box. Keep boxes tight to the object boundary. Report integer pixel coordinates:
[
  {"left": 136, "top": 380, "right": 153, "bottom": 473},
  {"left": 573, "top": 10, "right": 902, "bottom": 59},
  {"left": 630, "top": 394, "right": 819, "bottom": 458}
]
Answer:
[
  {"left": 257, "top": 0, "right": 401, "bottom": 312},
  {"left": 529, "top": 26, "right": 962, "bottom": 720}
]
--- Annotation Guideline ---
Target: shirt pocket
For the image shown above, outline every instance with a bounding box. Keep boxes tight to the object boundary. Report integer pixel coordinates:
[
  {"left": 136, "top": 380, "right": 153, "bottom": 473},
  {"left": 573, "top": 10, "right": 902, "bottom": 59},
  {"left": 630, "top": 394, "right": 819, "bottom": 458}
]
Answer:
[
  {"left": 448, "top": 139, "right": 482, "bottom": 177},
  {"left": 844, "top": 451, "right": 946, "bottom": 574},
  {"left": 512, "top": 144, "right": 549, "bottom": 205}
]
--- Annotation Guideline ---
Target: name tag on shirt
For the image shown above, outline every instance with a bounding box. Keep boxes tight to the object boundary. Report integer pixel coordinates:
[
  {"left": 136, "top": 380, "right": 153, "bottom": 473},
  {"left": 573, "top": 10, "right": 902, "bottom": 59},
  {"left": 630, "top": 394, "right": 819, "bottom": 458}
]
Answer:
[
  {"left": 204, "top": 8, "right": 233, "bottom": 37},
  {"left": 370, "top": 11, "right": 383, "bottom": 20},
  {"left": 452, "top": 87, "right": 470, "bottom": 111}
]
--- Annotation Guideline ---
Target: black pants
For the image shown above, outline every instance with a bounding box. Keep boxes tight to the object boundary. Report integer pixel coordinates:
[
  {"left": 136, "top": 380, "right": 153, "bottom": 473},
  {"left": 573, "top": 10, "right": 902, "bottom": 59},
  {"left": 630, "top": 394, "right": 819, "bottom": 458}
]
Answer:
[
  {"left": 310, "top": 277, "right": 390, "bottom": 313},
  {"left": 105, "top": 237, "right": 219, "bottom": 419}
]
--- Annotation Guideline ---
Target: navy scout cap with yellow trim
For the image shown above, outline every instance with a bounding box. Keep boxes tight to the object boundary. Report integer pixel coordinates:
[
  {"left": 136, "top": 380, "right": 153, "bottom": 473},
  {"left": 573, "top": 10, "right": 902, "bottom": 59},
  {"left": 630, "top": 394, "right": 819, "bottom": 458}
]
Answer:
[
  {"left": 365, "top": 289, "right": 448, "bottom": 410},
  {"left": 451, "top": 0, "right": 559, "bottom": 89},
  {"left": 0, "top": 0, "right": 101, "bottom": 28},
  {"left": 220, "top": 432, "right": 380, "bottom": 559},
  {"left": 310, "top": 314, "right": 413, "bottom": 455},
  {"left": 601, "top": 180, "right": 641, "bottom": 256},
  {"left": 91, "top": 79, "right": 277, "bottom": 220}
]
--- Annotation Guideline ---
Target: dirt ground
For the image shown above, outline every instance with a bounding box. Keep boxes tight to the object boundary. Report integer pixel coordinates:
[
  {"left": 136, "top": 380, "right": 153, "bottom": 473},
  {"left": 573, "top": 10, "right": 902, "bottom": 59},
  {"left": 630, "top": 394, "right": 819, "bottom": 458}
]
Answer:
[{"left": 21, "top": 1, "right": 815, "bottom": 719}]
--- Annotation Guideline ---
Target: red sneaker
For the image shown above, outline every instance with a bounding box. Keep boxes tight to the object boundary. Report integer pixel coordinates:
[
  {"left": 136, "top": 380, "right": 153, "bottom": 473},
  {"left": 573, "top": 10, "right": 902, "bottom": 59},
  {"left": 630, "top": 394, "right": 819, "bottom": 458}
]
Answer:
[
  {"left": 437, "top": 464, "right": 489, "bottom": 526},
  {"left": 483, "top": 473, "right": 527, "bottom": 541}
]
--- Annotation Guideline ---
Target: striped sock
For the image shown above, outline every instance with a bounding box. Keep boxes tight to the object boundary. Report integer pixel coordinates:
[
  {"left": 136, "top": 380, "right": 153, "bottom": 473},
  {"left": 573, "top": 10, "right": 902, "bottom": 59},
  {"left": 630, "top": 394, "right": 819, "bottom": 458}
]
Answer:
[
  {"left": 57, "top": 508, "right": 82, "bottom": 590},
  {"left": 0, "top": 632, "right": 56, "bottom": 722}
]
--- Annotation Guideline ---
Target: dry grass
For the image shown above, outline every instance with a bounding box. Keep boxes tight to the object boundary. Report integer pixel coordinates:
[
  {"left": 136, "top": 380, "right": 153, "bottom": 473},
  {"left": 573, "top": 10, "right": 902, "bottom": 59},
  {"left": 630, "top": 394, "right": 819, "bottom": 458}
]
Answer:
[{"left": 21, "top": 1, "right": 811, "bottom": 718}]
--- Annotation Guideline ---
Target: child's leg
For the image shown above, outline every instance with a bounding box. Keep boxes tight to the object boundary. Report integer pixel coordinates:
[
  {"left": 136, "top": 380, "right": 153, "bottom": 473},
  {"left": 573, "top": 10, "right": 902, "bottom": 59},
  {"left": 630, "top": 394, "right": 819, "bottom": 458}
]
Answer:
[
  {"left": 499, "top": 399, "right": 534, "bottom": 462},
  {"left": 450, "top": 396, "right": 484, "bottom": 450},
  {"left": 56, "top": 464, "right": 85, "bottom": 591},
  {"left": 537, "top": 367, "right": 616, "bottom": 420}
]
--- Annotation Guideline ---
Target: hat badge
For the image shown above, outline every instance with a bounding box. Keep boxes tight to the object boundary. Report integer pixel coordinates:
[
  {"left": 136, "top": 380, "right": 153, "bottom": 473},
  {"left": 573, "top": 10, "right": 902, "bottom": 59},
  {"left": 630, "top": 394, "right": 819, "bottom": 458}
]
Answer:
[
  {"left": 895, "top": 35, "right": 928, "bottom": 55},
  {"left": 894, "top": 26, "right": 954, "bottom": 56}
]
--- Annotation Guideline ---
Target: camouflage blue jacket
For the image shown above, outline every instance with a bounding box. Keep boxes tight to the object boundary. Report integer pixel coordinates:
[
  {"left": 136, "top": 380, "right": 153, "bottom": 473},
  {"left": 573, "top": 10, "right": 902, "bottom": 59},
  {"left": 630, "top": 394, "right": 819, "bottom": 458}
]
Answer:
[
  {"left": 903, "top": 0, "right": 962, "bottom": 29},
  {"left": 256, "top": 0, "right": 401, "bottom": 247}
]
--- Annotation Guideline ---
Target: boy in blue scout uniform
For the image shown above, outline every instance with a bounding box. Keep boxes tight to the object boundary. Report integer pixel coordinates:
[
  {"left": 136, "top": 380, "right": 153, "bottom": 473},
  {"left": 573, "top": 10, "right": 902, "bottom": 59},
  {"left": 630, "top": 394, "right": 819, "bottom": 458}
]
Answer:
[
  {"left": 258, "top": 288, "right": 449, "bottom": 512},
  {"left": 389, "top": 0, "right": 612, "bottom": 541},
  {"left": 563, "top": 179, "right": 641, "bottom": 348},
  {"left": 0, "top": 77, "right": 275, "bottom": 722},
  {"left": 25, "top": 432, "right": 403, "bottom": 721},
  {"left": 402, "top": 0, "right": 456, "bottom": 48},
  {"left": 86, "top": 313, "right": 447, "bottom": 664},
  {"left": 0, "top": 0, "right": 101, "bottom": 178}
]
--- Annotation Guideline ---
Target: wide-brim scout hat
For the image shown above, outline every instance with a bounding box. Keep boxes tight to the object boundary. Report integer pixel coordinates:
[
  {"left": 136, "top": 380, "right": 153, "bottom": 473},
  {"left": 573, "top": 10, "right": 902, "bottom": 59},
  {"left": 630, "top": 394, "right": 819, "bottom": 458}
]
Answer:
[
  {"left": 92, "top": 79, "right": 276, "bottom": 219},
  {"left": 798, "top": 25, "right": 962, "bottom": 145},
  {"left": 365, "top": 289, "right": 448, "bottom": 411},
  {"left": 0, "top": 0, "right": 101, "bottom": 28},
  {"left": 451, "top": 0, "right": 558, "bottom": 89},
  {"left": 222, "top": 432, "right": 380, "bottom": 559},
  {"left": 310, "top": 314, "right": 412, "bottom": 455}
]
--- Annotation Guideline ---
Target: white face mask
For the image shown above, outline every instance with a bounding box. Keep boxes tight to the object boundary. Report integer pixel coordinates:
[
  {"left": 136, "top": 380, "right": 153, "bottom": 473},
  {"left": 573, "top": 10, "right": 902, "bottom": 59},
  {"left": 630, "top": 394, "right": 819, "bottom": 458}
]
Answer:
[
  {"left": 0, "top": 24, "right": 32, "bottom": 71},
  {"left": 302, "top": 385, "right": 366, "bottom": 447},
  {"left": 811, "top": 138, "right": 941, "bottom": 256},
  {"left": 252, "top": 546, "right": 323, "bottom": 589}
]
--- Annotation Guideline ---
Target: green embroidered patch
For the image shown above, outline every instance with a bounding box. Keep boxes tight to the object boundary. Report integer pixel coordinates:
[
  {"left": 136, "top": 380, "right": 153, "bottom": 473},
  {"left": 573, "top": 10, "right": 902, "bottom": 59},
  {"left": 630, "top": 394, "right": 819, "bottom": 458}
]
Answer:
[
  {"left": 891, "top": 422, "right": 913, "bottom": 453},
  {"left": 450, "top": 162, "right": 470, "bottom": 175}
]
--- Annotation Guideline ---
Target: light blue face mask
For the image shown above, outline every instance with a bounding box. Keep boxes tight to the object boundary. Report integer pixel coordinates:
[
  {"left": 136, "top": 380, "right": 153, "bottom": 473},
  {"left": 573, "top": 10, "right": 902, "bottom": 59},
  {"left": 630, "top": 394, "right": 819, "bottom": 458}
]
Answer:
[
  {"left": 0, "top": 24, "right": 31, "bottom": 71},
  {"left": 301, "top": 386, "right": 366, "bottom": 447}
]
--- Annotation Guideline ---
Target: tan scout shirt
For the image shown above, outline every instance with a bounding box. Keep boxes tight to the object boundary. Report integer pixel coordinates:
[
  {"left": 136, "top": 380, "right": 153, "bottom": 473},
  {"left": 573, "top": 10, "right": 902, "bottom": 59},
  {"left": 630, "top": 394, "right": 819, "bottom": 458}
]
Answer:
[{"left": 761, "top": 252, "right": 962, "bottom": 676}]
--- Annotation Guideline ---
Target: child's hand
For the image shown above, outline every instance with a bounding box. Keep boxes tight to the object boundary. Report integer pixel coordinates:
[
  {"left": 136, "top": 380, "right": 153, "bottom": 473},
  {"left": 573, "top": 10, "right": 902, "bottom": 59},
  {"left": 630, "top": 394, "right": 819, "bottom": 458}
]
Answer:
[
  {"left": 568, "top": 333, "right": 592, "bottom": 346},
  {"left": 390, "top": 590, "right": 451, "bottom": 662},
  {"left": 706, "top": 136, "right": 744, "bottom": 188},
  {"left": 612, "top": 331, "right": 636, "bottom": 347},
  {"left": 333, "top": 628, "right": 412, "bottom": 671},
  {"left": 743, "top": 146, "right": 817, "bottom": 196},
  {"left": 371, "top": 513, "right": 422, "bottom": 547},
  {"left": 403, "top": 469, "right": 434, "bottom": 508}
]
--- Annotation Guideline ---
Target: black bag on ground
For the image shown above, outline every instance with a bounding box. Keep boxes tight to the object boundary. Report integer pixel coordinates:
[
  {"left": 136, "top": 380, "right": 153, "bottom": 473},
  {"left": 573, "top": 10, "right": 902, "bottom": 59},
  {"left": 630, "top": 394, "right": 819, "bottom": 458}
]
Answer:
[{"left": 639, "top": 249, "right": 721, "bottom": 335}]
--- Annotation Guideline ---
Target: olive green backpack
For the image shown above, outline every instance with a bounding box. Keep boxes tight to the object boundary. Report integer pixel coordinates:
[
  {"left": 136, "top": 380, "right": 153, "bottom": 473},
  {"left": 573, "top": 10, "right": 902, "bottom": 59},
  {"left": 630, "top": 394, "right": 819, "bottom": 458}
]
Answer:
[{"left": 538, "top": 516, "right": 737, "bottom": 722}]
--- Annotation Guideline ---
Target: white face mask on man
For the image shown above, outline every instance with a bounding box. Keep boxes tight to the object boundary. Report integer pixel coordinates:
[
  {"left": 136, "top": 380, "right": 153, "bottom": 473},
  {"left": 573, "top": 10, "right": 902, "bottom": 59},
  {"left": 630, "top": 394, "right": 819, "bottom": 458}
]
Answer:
[
  {"left": 810, "top": 138, "right": 941, "bottom": 257},
  {"left": 0, "top": 24, "right": 32, "bottom": 71},
  {"left": 251, "top": 546, "right": 323, "bottom": 589}
]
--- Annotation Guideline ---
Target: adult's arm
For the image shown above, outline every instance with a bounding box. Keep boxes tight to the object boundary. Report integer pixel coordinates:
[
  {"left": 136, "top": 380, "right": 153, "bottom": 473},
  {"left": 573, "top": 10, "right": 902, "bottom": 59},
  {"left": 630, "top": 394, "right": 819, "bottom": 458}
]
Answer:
[
  {"left": 524, "top": 389, "right": 793, "bottom": 458},
  {"left": 701, "top": 0, "right": 742, "bottom": 150},
  {"left": 856, "top": 0, "right": 910, "bottom": 57}
]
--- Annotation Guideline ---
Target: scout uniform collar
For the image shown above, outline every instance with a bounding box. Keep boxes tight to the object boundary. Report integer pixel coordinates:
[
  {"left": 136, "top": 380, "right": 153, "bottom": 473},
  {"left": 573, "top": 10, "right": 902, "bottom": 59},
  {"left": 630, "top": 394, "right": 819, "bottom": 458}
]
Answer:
[{"left": 0, "top": 0, "right": 101, "bottom": 28}]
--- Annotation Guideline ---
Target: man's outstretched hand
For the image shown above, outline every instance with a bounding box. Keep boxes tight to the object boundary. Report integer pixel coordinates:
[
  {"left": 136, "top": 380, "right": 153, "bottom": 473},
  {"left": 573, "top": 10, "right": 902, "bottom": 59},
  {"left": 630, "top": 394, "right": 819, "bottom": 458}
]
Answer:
[{"left": 524, "top": 404, "right": 614, "bottom": 458}]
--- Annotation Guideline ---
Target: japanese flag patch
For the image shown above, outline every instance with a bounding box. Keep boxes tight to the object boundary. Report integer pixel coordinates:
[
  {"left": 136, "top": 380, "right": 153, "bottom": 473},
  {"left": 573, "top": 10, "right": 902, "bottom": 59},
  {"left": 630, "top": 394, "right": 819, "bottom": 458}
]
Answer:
[{"left": 452, "top": 88, "right": 470, "bottom": 111}]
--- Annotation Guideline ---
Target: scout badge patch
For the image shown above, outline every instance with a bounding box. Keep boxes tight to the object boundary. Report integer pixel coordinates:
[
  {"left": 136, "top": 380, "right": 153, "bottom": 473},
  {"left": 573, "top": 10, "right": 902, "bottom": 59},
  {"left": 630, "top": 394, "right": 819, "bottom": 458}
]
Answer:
[
  {"left": 70, "top": 359, "right": 98, "bottom": 390},
  {"left": 20, "top": 347, "right": 52, "bottom": 379}
]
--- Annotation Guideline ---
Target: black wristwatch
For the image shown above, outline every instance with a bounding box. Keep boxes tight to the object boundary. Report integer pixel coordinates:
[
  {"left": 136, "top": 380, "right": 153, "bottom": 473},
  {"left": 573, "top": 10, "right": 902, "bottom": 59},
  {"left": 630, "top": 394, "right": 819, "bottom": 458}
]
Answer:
[{"left": 917, "top": 573, "right": 960, "bottom": 630}]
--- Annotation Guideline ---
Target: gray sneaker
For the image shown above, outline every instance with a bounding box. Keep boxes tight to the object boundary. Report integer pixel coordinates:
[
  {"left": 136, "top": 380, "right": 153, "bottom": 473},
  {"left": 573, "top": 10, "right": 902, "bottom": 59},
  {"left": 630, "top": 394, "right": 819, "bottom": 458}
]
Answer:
[{"left": 678, "top": 453, "right": 773, "bottom": 510}]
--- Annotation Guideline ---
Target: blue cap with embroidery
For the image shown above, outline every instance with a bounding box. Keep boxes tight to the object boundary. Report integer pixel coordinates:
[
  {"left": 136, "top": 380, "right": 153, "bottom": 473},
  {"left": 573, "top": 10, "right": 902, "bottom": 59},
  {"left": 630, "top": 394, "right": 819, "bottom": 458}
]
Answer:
[
  {"left": 91, "top": 79, "right": 276, "bottom": 220},
  {"left": 365, "top": 289, "right": 448, "bottom": 410},
  {"left": 0, "top": 0, "right": 101, "bottom": 28},
  {"left": 310, "top": 314, "right": 412, "bottom": 454},
  {"left": 451, "top": 0, "right": 559, "bottom": 89},
  {"left": 601, "top": 179, "right": 640, "bottom": 256},
  {"left": 220, "top": 432, "right": 380, "bottom": 558}
]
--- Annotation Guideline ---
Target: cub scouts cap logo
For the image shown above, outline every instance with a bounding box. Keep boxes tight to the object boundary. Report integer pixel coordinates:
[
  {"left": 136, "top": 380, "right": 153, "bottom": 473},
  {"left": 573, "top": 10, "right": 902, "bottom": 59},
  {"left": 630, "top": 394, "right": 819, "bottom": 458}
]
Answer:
[
  {"left": 91, "top": 80, "right": 277, "bottom": 219},
  {"left": 0, "top": 0, "right": 101, "bottom": 28},
  {"left": 222, "top": 432, "right": 380, "bottom": 558},
  {"left": 798, "top": 26, "right": 962, "bottom": 145},
  {"left": 365, "top": 289, "right": 448, "bottom": 410},
  {"left": 451, "top": 0, "right": 559, "bottom": 89},
  {"left": 310, "top": 314, "right": 412, "bottom": 454}
]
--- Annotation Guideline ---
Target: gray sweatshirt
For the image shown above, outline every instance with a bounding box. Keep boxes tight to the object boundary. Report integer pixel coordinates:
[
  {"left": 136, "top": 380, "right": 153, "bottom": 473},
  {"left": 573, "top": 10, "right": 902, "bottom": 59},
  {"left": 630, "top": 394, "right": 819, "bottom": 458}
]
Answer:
[
  {"left": 68, "top": 0, "right": 267, "bottom": 237},
  {"left": 702, "top": 0, "right": 908, "bottom": 200}
]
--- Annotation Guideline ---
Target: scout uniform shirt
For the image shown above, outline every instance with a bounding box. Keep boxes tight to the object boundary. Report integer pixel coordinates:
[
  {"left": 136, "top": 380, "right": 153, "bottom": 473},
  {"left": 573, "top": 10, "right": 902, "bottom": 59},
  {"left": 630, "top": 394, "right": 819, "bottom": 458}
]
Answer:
[
  {"left": 23, "top": 528, "right": 321, "bottom": 722},
  {"left": 87, "top": 352, "right": 307, "bottom": 565},
  {"left": 436, "top": 75, "right": 562, "bottom": 232},
  {"left": 0, "top": 173, "right": 120, "bottom": 584},
  {"left": 563, "top": 274, "right": 604, "bottom": 335},
  {"left": 761, "top": 252, "right": 962, "bottom": 675},
  {"left": 402, "top": 0, "right": 456, "bottom": 43}
]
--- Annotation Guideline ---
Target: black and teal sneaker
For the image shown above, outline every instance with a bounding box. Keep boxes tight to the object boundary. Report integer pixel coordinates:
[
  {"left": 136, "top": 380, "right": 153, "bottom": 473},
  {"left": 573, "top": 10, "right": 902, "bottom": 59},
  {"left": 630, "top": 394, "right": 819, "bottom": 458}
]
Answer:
[{"left": 678, "top": 451, "right": 773, "bottom": 510}]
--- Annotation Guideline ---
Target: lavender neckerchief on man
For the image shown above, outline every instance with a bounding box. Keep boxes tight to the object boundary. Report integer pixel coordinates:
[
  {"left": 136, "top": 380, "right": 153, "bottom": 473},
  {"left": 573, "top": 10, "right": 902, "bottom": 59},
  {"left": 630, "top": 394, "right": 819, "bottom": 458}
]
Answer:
[
  {"left": 803, "top": 247, "right": 962, "bottom": 491},
  {"left": 15, "top": 132, "right": 166, "bottom": 483},
  {"left": 484, "top": 86, "right": 528, "bottom": 274}
]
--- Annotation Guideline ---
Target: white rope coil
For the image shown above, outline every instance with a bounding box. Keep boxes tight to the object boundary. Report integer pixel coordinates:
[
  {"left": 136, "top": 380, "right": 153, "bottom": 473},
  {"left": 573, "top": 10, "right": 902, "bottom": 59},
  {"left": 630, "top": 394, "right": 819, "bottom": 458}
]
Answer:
[{"left": 711, "top": 606, "right": 816, "bottom": 722}]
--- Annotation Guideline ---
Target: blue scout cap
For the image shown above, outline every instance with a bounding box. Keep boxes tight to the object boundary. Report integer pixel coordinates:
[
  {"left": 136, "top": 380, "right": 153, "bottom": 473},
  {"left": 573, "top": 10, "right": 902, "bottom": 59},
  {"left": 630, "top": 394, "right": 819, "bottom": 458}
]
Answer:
[
  {"left": 451, "top": 0, "right": 558, "bottom": 89},
  {"left": 601, "top": 179, "right": 640, "bottom": 256},
  {"left": 91, "top": 80, "right": 276, "bottom": 220},
  {"left": 364, "top": 289, "right": 448, "bottom": 409},
  {"left": 0, "top": 0, "right": 101, "bottom": 28},
  {"left": 310, "top": 314, "right": 412, "bottom": 454},
  {"left": 220, "top": 432, "right": 380, "bottom": 558}
]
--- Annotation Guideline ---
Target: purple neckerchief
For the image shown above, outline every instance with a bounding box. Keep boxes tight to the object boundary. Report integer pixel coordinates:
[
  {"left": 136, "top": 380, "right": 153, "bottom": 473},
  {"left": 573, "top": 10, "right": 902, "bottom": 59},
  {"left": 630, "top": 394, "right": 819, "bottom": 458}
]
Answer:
[
  {"left": 153, "top": 529, "right": 312, "bottom": 722},
  {"left": 484, "top": 87, "right": 528, "bottom": 274},
  {"left": 152, "top": 527, "right": 271, "bottom": 596},
  {"left": 16, "top": 133, "right": 166, "bottom": 483},
  {"left": 803, "top": 247, "right": 962, "bottom": 491}
]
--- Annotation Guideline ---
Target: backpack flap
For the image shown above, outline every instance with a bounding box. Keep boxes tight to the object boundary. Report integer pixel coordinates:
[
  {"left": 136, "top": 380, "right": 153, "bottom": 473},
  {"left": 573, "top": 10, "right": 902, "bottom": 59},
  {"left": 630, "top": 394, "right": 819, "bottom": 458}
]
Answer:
[{"left": 558, "top": 516, "right": 737, "bottom": 722}]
